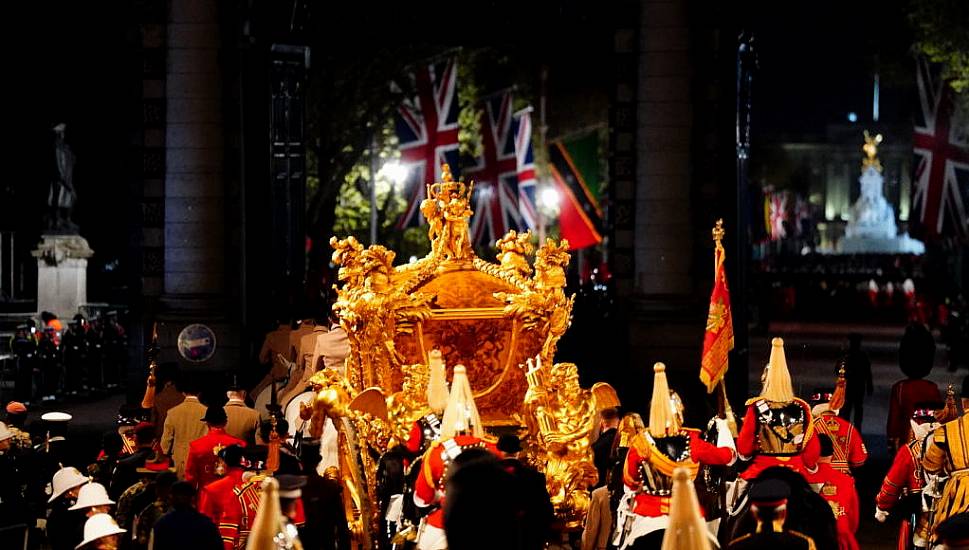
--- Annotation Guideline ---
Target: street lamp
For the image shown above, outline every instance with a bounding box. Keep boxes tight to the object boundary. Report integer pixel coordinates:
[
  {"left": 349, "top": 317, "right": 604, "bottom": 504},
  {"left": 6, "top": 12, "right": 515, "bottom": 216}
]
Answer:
[
  {"left": 370, "top": 159, "right": 410, "bottom": 245},
  {"left": 536, "top": 184, "right": 560, "bottom": 242},
  {"left": 378, "top": 161, "right": 410, "bottom": 189},
  {"left": 539, "top": 186, "right": 560, "bottom": 208}
]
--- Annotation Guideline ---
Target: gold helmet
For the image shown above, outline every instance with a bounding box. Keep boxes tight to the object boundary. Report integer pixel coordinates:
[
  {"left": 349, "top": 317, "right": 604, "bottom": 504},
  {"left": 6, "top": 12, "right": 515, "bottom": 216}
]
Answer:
[
  {"left": 617, "top": 413, "right": 645, "bottom": 448},
  {"left": 648, "top": 363, "right": 682, "bottom": 438},
  {"left": 761, "top": 338, "right": 794, "bottom": 402},
  {"left": 440, "top": 365, "right": 483, "bottom": 439}
]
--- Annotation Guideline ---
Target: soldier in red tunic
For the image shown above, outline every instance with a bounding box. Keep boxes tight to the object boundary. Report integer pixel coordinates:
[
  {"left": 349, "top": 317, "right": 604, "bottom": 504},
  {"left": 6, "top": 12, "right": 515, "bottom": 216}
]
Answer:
[
  {"left": 198, "top": 445, "right": 247, "bottom": 529},
  {"left": 804, "top": 434, "right": 859, "bottom": 550},
  {"left": 737, "top": 338, "right": 820, "bottom": 480},
  {"left": 875, "top": 403, "right": 942, "bottom": 550},
  {"left": 185, "top": 406, "right": 246, "bottom": 490},
  {"left": 887, "top": 324, "right": 940, "bottom": 454},
  {"left": 413, "top": 365, "right": 500, "bottom": 550},
  {"left": 618, "top": 363, "right": 736, "bottom": 549},
  {"left": 809, "top": 368, "right": 868, "bottom": 476}
]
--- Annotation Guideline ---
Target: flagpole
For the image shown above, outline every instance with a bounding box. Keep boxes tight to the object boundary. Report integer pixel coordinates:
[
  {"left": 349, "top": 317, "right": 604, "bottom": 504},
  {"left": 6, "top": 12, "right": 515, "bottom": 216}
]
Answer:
[
  {"left": 538, "top": 65, "right": 548, "bottom": 243},
  {"left": 369, "top": 133, "right": 379, "bottom": 246},
  {"left": 712, "top": 220, "right": 738, "bottom": 437}
]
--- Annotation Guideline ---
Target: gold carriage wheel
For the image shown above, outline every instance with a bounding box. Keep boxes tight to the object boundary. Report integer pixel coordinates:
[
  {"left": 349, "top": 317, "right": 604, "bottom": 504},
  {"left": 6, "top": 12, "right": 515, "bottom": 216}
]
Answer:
[{"left": 337, "top": 417, "right": 374, "bottom": 550}]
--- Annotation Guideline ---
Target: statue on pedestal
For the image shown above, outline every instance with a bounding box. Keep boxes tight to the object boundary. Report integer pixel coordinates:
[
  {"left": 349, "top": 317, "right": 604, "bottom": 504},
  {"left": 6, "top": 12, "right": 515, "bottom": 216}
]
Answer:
[
  {"left": 838, "top": 132, "right": 924, "bottom": 254},
  {"left": 48, "top": 123, "right": 78, "bottom": 234},
  {"left": 845, "top": 132, "right": 897, "bottom": 240}
]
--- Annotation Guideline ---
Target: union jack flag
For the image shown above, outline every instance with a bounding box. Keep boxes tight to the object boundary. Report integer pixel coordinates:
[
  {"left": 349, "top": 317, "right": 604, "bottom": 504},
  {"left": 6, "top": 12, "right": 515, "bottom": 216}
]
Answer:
[
  {"left": 514, "top": 108, "right": 539, "bottom": 231},
  {"left": 912, "top": 56, "right": 969, "bottom": 240},
  {"left": 394, "top": 58, "right": 461, "bottom": 229},
  {"left": 467, "top": 91, "right": 526, "bottom": 244},
  {"left": 765, "top": 189, "right": 788, "bottom": 240}
]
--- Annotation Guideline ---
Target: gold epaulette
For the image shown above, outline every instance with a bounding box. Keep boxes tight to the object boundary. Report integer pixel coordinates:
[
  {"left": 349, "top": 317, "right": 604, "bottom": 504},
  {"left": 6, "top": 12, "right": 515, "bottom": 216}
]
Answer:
[
  {"left": 788, "top": 529, "right": 817, "bottom": 550},
  {"left": 744, "top": 397, "right": 761, "bottom": 407},
  {"left": 628, "top": 433, "right": 652, "bottom": 459},
  {"left": 728, "top": 533, "right": 752, "bottom": 545}
]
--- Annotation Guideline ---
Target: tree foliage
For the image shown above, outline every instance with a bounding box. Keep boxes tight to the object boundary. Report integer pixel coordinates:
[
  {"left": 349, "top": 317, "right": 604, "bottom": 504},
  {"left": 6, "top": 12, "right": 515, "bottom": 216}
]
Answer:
[{"left": 909, "top": 0, "right": 969, "bottom": 106}]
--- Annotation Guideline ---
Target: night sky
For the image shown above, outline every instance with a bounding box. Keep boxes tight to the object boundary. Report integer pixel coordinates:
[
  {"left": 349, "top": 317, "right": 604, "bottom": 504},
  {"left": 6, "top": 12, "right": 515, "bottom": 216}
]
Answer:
[
  {"left": 749, "top": 0, "right": 914, "bottom": 138},
  {"left": 0, "top": 0, "right": 921, "bottom": 302}
]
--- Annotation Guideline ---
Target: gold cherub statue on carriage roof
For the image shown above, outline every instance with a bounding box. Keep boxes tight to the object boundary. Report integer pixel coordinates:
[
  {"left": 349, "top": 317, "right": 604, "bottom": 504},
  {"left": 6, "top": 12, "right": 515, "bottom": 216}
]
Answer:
[{"left": 304, "top": 164, "right": 619, "bottom": 545}]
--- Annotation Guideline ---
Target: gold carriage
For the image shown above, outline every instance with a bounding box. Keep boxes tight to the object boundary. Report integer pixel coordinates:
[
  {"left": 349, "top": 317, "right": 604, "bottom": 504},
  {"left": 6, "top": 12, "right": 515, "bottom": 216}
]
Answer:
[{"left": 305, "top": 165, "right": 618, "bottom": 546}]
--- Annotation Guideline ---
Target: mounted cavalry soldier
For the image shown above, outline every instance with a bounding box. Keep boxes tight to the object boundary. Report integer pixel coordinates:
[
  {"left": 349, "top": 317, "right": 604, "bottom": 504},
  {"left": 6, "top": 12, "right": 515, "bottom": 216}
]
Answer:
[
  {"left": 379, "top": 351, "right": 448, "bottom": 548},
  {"left": 809, "top": 367, "right": 868, "bottom": 477},
  {"left": 875, "top": 402, "right": 944, "bottom": 550},
  {"left": 413, "top": 365, "right": 500, "bottom": 550},
  {"left": 737, "top": 338, "right": 820, "bottom": 481},
  {"left": 618, "top": 363, "right": 736, "bottom": 549},
  {"left": 922, "top": 387, "right": 969, "bottom": 547}
]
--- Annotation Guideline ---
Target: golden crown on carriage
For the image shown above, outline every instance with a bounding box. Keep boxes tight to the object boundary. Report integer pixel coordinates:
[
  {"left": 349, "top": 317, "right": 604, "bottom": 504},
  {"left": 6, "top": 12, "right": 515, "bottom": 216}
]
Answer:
[{"left": 304, "top": 165, "right": 619, "bottom": 544}]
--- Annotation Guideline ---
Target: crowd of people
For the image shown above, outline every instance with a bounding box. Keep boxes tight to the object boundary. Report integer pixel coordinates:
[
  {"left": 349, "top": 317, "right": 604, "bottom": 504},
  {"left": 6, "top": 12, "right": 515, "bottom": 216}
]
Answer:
[
  {"left": 6, "top": 311, "right": 127, "bottom": 404},
  {"left": 0, "top": 381, "right": 348, "bottom": 550},
  {"left": 0, "top": 320, "right": 968, "bottom": 550},
  {"left": 576, "top": 329, "right": 969, "bottom": 550}
]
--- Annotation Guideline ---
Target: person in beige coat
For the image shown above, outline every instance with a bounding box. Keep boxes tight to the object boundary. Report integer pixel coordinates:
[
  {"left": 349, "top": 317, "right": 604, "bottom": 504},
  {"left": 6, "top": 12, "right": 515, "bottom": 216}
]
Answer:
[
  {"left": 224, "top": 388, "right": 260, "bottom": 445},
  {"left": 582, "top": 484, "right": 613, "bottom": 550},
  {"left": 161, "top": 382, "right": 207, "bottom": 478}
]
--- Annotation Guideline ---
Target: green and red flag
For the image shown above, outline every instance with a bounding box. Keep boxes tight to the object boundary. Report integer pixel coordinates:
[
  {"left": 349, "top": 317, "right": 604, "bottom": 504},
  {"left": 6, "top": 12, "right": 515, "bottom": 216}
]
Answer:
[{"left": 547, "top": 134, "right": 604, "bottom": 250}]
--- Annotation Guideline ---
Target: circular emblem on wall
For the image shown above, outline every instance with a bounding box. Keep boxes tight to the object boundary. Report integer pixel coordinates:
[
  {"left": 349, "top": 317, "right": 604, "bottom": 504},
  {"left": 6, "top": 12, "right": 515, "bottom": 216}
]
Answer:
[{"left": 177, "top": 323, "right": 217, "bottom": 363}]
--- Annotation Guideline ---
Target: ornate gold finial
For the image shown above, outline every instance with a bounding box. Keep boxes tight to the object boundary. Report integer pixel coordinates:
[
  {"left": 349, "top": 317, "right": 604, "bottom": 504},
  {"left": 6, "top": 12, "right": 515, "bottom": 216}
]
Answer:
[
  {"left": 712, "top": 219, "right": 725, "bottom": 244},
  {"left": 421, "top": 163, "right": 474, "bottom": 260},
  {"left": 496, "top": 230, "right": 534, "bottom": 278},
  {"left": 862, "top": 130, "right": 883, "bottom": 173},
  {"left": 535, "top": 238, "right": 571, "bottom": 273}
]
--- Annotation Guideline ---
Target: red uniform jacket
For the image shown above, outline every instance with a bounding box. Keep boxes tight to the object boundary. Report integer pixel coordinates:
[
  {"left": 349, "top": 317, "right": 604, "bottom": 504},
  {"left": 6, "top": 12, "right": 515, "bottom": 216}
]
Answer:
[
  {"left": 413, "top": 435, "right": 500, "bottom": 528},
  {"left": 806, "top": 462, "right": 859, "bottom": 550},
  {"left": 813, "top": 412, "right": 868, "bottom": 474},
  {"left": 737, "top": 400, "right": 820, "bottom": 480},
  {"left": 198, "top": 468, "right": 246, "bottom": 527},
  {"left": 622, "top": 429, "right": 734, "bottom": 517},
  {"left": 876, "top": 439, "right": 925, "bottom": 512},
  {"left": 214, "top": 474, "right": 306, "bottom": 550},
  {"left": 886, "top": 379, "right": 940, "bottom": 444},
  {"left": 184, "top": 428, "right": 246, "bottom": 489}
]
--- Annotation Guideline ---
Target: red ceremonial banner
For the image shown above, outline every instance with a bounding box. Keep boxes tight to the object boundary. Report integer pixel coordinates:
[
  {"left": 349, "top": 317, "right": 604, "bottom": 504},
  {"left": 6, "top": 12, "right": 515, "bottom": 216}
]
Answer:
[{"left": 700, "top": 233, "right": 734, "bottom": 392}]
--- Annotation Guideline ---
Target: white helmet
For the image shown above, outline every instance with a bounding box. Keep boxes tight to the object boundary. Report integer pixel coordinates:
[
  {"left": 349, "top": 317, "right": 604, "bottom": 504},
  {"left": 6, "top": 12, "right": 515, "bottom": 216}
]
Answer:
[
  {"left": 0, "top": 421, "right": 13, "bottom": 443},
  {"left": 69, "top": 482, "right": 115, "bottom": 510},
  {"left": 49, "top": 467, "right": 90, "bottom": 503},
  {"left": 76, "top": 513, "right": 126, "bottom": 549}
]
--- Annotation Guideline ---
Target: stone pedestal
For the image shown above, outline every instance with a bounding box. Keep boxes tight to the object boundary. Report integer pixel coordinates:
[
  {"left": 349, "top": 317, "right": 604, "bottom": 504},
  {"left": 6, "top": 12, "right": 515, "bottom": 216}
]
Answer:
[{"left": 32, "top": 234, "right": 94, "bottom": 318}]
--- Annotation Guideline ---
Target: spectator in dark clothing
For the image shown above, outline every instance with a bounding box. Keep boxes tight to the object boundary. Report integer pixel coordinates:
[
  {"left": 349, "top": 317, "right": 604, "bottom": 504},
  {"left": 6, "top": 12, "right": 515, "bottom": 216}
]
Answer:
[
  {"left": 151, "top": 481, "right": 222, "bottom": 550},
  {"left": 444, "top": 449, "right": 520, "bottom": 550},
  {"left": 298, "top": 441, "right": 350, "bottom": 550},
  {"left": 838, "top": 334, "right": 873, "bottom": 431},
  {"left": 497, "top": 435, "right": 555, "bottom": 550},
  {"left": 110, "top": 422, "right": 155, "bottom": 499},
  {"left": 0, "top": 426, "right": 30, "bottom": 548},
  {"left": 89, "top": 432, "right": 124, "bottom": 488},
  {"left": 591, "top": 407, "right": 619, "bottom": 488}
]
